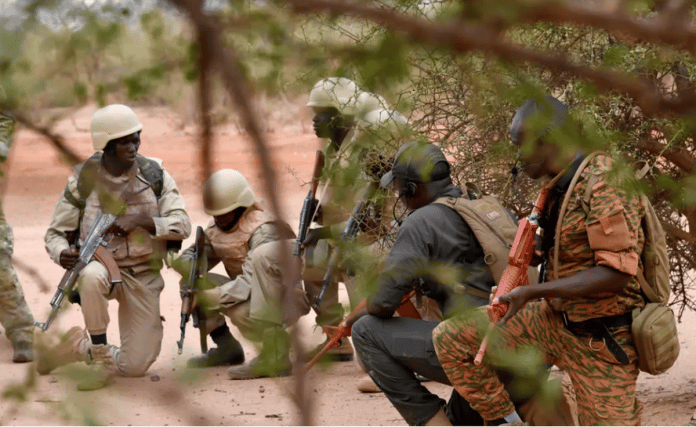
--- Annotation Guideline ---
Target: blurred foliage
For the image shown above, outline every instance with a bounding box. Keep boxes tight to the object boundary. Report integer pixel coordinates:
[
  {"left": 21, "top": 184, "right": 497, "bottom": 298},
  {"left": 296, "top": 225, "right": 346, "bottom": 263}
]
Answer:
[
  {"left": 2, "top": 0, "right": 696, "bottom": 421},
  {"left": 0, "top": 0, "right": 693, "bottom": 332}
]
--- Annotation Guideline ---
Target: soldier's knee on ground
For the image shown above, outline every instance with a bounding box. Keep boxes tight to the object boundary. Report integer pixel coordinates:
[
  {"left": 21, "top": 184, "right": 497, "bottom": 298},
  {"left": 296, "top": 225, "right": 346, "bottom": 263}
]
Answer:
[{"left": 112, "top": 349, "right": 155, "bottom": 377}]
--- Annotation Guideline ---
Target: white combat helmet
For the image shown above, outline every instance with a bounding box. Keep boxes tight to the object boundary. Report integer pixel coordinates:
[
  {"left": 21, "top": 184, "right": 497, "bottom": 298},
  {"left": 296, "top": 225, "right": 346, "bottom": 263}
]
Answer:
[
  {"left": 355, "top": 91, "right": 389, "bottom": 118},
  {"left": 203, "top": 169, "right": 257, "bottom": 216},
  {"left": 354, "top": 108, "right": 409, "bottom": 154},
  {"left": 360, "top": 108, "right": 408, "bottom": 132},
  {"left": 306, "top": 77, "right": 361, "bottom": 116},
  {"left": 90, "top": 104, "right": 143, "bottom": 150}
]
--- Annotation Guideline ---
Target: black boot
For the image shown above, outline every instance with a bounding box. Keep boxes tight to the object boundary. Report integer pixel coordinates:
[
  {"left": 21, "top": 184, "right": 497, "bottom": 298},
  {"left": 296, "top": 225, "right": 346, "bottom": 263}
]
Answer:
[{"left": 187, "top": 325, "right": 245, "bottom": 368}]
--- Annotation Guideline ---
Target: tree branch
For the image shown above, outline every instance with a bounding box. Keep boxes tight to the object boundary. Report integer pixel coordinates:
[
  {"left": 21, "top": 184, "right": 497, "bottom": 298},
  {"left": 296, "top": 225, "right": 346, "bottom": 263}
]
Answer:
[
  {"left": 636, "top": 139, "right": 696, "bottom": 174},
  {"left": 663, "top": 221, "right": 696, "bottom": 244},
  {"left": 286, "top": 0, "right": 696, "bottom": 117},
  {"left": 511, "top": 0, "right": 696, "bottom": 52},
  {"left": 4, "top": 111, "right": 83, "bottom": 166}
]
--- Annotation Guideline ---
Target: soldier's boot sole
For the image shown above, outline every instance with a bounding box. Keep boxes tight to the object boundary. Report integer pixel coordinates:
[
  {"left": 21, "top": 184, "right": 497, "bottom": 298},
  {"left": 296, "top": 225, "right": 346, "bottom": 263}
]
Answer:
[{"left": 306, "top": 337, "right": 354, "bottom": 362}]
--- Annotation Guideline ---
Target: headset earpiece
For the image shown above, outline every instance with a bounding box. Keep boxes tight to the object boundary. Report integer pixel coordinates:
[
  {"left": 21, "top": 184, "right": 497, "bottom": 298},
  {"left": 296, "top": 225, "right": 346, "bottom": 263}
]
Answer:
[{"left": 401, "top": 181, "right": 417, "bottom": 199}]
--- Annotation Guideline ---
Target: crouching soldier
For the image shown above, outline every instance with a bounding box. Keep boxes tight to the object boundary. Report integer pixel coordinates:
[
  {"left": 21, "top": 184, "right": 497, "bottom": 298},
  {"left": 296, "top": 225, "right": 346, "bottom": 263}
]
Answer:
[{"left": 174, "top": 169, "right": 308, "bottom": 379}]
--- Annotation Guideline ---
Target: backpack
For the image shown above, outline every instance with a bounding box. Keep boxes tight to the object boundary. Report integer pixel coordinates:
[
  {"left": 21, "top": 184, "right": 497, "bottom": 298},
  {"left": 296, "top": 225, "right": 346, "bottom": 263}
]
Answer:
[
  {"left": 436, "top": 184, "right": 539, "bottom": 290},
  {"left": 556, "top": 151, "right": 678, "bottom": 375}
]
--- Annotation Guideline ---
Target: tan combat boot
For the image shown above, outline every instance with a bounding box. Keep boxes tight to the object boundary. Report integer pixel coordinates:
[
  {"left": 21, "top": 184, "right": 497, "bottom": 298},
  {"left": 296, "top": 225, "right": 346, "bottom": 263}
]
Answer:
[
  {"left": 356, "top": 374, "right": 381, "bottom": 393},
  {"left": 228, "top": 325, "right": 291, "bottom": 380},
  {"left": 35, "top": 326, "right": 90, "bottom": 375},
  {"left": 77, "top": 344, "right": 116, "bottom": 391}
]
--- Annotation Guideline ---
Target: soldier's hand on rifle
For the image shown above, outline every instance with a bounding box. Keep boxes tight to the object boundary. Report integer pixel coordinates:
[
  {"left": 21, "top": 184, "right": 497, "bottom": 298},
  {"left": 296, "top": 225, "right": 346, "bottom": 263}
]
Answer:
[
  {"left": 493, "top": 286, "right": 533, "bottom": 325},
  {"left": 59, "top": 247, "right": 80, "bottom": 270},
  {"left": 302, "top": 226, "right": 331, "bottom": 249},
  {"left": 106, "top": 212, "right": 156, "bottom": 237}
]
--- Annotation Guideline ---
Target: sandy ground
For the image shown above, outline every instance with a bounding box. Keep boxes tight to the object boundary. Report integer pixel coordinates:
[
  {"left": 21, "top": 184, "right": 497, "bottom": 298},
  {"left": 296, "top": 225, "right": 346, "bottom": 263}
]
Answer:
[{"left": 1, "top": 104, "right": 695, "bottom": 426}]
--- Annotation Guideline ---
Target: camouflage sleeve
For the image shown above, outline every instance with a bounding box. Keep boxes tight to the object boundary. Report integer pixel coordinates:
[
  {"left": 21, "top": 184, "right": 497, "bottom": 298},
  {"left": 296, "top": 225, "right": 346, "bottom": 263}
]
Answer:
[
  {"left": 0, "top": 113, "right": 15, "bottom": 164},
  {"left": 583, "top": 156, "right": 642, "bottom": 276}
]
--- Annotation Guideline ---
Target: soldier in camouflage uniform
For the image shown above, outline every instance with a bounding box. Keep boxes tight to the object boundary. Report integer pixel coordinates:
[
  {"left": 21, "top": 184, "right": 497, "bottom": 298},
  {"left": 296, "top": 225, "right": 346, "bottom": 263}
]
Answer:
[
  {"left": 0, "top": 110, "right": 35, "bottom": 363},
  {"left": 433, "top": 95, "right": 645, "bottom": 425}
]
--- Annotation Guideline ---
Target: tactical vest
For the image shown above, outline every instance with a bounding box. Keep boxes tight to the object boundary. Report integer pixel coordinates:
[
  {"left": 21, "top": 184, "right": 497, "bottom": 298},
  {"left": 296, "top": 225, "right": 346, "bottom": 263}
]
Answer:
[
  {"left": 205, "top": 205, "right": 275, "bottom": 278},
  {"left": 65, "top": 153, "right": 163, "bottom": 210},
  {"left": 74, "top": 155, "right": 163, "bottom": 267}
]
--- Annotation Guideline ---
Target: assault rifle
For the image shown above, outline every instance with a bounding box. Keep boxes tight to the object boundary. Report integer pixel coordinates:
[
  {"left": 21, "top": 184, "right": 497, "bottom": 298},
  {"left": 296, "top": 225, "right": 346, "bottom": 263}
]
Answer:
[
  {"left": 177, "top": 225, "right": 208, "bottom": 354},
  {"left": 474, "top": 183, "right": 553, "bottom": 365},
  {"left": 294, "top": 150, "right": 325, "bottom": 257},
  {"left": 313, "top": 196, "right": 369, "bottom": 311},
  {"left": 35, "top": 213, "right": 120, "bottom": 332}
]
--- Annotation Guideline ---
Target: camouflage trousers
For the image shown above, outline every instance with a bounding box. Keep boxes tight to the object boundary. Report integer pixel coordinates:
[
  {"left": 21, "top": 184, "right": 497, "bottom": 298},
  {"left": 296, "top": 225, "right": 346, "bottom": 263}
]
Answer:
[
  {"left": 0, "top": 219, "right": 35, "bottom": 344},
  {"left": 433, "top": 300, "right": 641, "bottom": 426}
]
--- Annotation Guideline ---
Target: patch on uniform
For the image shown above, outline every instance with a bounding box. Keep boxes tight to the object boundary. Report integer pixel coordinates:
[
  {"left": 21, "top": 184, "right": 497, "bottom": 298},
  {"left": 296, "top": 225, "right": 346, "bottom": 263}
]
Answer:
[{"left": 486, "top": 211, "right": 501, "bottom": 220}]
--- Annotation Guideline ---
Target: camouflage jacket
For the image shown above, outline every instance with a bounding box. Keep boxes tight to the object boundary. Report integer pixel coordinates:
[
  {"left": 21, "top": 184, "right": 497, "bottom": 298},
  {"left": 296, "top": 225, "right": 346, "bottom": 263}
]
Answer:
[
  {"left": 0, "top": 112, "right": 14, "bottom": 171},
  {"left": 547, "top": 154, "right": 646, "bottom": 322}
]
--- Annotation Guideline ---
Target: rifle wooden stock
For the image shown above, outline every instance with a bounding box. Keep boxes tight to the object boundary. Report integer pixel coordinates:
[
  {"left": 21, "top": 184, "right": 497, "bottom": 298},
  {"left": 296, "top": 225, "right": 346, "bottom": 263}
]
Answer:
[
  {"left": 304, "top": 291, "right": 420, "bottom": 372},
  {"left": 294, "top": 150, "right": 325, "bottom": 257},
  {"left": 474, "top": 184, "right": 552, "bottom": 365}
]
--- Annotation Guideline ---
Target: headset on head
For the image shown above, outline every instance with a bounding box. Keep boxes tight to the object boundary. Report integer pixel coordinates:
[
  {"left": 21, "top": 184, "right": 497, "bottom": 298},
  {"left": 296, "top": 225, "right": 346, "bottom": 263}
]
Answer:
[
  {"left": 400, "top": 181, "right": 417, "bottom": 199},
  {"left": 399, "top": 153, "right": 417, "bottom": 199}
]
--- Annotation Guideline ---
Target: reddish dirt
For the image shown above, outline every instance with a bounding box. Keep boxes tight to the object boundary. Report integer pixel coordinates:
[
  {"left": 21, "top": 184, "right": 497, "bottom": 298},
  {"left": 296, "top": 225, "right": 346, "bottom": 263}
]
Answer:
[{"left": 1, "top": 104, "right": 695, "bottom": 425}]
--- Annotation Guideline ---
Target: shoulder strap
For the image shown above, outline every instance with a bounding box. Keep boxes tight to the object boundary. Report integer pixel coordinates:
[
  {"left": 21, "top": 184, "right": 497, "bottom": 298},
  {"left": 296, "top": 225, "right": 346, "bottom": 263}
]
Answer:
[
  {"left": 63, "top": 153, "right": 102, "bottom": 210},
  {"left": 636, "top": 253, "right": 660, "bottom": 302},
  {"left": 135, "top": 154, "right": 164, "bottom": 198},
  {"left": 552, "top": 151, "right": 606, "bottom": 280}
]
